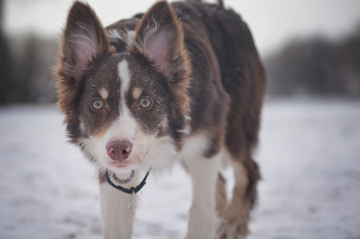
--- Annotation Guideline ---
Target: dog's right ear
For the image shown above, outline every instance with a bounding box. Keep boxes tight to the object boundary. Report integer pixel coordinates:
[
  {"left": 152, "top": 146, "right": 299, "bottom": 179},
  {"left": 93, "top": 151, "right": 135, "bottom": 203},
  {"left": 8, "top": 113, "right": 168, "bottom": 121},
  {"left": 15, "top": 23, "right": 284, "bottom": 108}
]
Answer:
[
  {"left": 56, "top": 1, "right": 110, "bottom": 120},
  {"left": 58, "top": 1, "right": 110, "bottom": 81}
]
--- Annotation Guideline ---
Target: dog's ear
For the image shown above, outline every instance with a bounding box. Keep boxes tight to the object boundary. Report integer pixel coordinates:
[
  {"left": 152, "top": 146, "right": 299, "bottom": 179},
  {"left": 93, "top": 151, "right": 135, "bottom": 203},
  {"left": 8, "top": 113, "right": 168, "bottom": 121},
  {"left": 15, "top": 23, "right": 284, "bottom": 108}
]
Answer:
[
  {"left": 130, "top": 1, "right": 191, "bottom": 124},
  {"left": 56, "top": 1, "right": 110, "bottom": 120},
  {"left": 130, "top": 1, "right": 189, "bottom": 78},
  {"left": 58, "top": 1, "right": 110, "bottom": 80}
]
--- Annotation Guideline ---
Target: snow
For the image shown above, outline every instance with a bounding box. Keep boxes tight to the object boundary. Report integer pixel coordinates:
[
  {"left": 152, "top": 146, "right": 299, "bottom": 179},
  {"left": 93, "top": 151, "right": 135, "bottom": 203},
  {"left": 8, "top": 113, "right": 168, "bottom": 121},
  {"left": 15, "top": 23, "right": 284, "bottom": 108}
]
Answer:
[{"left": 0, "top": 98, "right": 360, "bottom": 239}]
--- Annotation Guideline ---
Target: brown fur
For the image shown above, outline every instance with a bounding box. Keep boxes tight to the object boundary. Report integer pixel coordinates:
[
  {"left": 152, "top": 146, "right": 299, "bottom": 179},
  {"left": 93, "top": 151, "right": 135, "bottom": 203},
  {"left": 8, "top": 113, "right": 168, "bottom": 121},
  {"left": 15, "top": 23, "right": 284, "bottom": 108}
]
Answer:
[
  {"left": 171, "top": 2, "right": 266, "bottom": 236},
  {"left": 56, "top": 0, "right": 266, "bottom": 238},
  {"left": 128, "top": 1, "right": 193, "bottom": 147}
]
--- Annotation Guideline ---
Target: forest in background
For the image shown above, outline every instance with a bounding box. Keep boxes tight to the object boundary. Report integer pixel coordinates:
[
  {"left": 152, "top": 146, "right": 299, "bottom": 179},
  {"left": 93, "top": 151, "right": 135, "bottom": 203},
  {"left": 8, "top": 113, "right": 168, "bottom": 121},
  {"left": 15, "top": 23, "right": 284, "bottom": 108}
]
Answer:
[
  {"left": 265, "top": 23, "right": 360, "bottom": 97},
  {"left": 1, "top": 0, "right": 360, "bottom": 105},
  {"left": 0, "top": 0, "right": 58, "bottom": 104}
]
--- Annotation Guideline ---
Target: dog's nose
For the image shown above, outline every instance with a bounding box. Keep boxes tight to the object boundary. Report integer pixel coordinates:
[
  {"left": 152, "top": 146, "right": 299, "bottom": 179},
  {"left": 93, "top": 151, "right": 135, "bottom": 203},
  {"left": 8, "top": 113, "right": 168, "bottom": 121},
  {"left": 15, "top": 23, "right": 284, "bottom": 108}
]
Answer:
[{"left": 106, "top": 141, "right": 132, "bottom": 161}]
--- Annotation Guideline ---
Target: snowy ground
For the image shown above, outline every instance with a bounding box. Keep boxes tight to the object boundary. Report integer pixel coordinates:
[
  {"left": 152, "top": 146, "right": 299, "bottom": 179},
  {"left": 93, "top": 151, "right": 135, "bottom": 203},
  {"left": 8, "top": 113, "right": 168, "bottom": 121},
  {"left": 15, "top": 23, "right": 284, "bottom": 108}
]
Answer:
[{"left": 0, "top": 97, "right": 359, "bottom": 239}]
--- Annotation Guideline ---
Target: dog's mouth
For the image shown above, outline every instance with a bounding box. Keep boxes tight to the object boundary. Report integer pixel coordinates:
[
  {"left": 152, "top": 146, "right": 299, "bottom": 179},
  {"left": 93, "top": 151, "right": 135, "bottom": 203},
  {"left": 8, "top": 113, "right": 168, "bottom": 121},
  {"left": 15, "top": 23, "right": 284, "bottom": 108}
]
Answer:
[
  {"left": 107, "top": 160, "right": 138, "bottom": 174},
  {"left": 109, "top": 161, "right": 134, "bottom": 168},
  {"left": 106, "top": 148, "right": 150, "bottom": 173}
]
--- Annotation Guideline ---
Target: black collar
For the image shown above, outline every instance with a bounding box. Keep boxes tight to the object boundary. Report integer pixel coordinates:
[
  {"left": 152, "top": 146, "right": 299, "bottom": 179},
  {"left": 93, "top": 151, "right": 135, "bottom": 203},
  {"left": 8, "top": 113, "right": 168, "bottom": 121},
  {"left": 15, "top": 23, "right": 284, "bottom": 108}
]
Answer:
[{"left": 105, "top": 169, "right": 151, "bottom": 195}]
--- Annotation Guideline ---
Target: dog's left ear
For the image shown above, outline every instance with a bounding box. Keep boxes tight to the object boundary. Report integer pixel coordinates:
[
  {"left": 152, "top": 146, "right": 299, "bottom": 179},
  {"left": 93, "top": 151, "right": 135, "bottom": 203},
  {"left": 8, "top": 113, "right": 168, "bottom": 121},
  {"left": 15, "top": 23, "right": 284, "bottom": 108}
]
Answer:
[{"left": 130, "top": 1, "right": 190, "bottom": 79}]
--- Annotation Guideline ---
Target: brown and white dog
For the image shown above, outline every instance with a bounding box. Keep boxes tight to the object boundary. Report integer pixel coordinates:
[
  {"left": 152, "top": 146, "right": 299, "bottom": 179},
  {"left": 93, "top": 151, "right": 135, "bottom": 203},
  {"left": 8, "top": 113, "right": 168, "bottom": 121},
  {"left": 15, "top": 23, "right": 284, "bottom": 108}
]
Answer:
[{"left": 56, "top": 0, "right": 266, "bottom": 238}]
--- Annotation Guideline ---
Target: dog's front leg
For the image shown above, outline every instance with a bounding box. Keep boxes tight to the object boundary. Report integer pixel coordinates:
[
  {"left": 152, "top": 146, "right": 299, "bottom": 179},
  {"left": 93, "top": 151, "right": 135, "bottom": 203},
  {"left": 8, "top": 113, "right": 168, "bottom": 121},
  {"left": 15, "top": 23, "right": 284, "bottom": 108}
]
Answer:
[
  {"left": 184, "top": 151, "right": 223, "bottom": 239},
  {"left": 99, "top": 173, "right": 139, "bottom": 239}
]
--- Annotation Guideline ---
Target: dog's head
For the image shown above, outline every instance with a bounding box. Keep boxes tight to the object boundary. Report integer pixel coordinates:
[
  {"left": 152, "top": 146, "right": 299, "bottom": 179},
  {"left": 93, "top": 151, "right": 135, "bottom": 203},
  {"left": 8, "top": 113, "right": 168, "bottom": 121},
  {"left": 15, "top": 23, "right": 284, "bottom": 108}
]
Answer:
[{"left": 56, "top": 1, "right": 191, "bottom": 173}]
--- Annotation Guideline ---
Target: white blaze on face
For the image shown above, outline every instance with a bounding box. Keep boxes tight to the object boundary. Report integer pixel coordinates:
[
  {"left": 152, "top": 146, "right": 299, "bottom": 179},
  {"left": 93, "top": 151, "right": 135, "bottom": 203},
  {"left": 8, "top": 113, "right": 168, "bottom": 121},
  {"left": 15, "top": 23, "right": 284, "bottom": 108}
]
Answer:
[
  {"left": 119, "top": 60, "right": 131, "bottom": 95},
  {"left": 116, "top": 60, "right": 137, "bottom": 141}
]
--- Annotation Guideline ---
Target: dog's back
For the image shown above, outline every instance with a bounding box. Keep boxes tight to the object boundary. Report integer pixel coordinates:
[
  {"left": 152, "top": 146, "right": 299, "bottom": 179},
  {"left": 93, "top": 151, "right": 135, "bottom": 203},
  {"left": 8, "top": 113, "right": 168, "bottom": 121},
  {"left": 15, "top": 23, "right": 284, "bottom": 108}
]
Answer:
[{"left": 57, "top": 1, "right": 266, "bottom": 238}]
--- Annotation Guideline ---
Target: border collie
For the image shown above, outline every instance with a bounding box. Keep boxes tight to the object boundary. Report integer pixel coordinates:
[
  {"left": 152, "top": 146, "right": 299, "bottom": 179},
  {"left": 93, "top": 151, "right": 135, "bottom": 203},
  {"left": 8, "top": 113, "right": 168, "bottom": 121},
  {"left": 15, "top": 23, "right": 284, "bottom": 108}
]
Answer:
[{"left": 56, "top": 0, "right": 266, "bottom": 238}]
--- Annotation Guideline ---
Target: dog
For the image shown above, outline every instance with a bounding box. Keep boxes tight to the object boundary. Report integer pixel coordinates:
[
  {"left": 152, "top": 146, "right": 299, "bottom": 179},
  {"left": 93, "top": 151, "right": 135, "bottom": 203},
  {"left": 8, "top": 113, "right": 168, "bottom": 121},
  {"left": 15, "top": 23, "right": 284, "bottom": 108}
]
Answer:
[{"left": 56, "top": 0, "right": 266, "bottom": 238}]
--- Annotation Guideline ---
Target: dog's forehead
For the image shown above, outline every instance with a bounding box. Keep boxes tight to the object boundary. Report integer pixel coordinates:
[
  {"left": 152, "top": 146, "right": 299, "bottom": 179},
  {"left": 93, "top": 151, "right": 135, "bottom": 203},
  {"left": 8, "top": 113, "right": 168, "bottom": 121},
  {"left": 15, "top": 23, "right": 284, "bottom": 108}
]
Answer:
[
  {"left": 87, "top": 54, "right": 130, "bottom": 85},
  {"left": 87, "top": 53, "right": 167, "bottom": 102},
  {"left": 115, "top": 55, "right": 164, "bottom": 94}
]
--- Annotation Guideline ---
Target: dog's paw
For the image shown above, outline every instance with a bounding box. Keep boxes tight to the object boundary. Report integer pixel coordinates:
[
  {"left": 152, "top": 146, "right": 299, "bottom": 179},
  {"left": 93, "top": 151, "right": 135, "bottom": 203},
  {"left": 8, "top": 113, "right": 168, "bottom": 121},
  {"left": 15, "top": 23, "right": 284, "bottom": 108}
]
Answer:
[
  {"left": 216, "top": 203, "right": 250, "bottom": 239},
  {"left": 216, "top": 222, "right": 249, "bottom": 239}
]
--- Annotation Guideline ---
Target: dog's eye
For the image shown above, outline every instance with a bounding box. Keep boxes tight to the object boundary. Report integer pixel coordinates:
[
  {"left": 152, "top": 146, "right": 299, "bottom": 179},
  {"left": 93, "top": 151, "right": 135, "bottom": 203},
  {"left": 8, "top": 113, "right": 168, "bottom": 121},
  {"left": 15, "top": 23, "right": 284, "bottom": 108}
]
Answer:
[
  {"left": 139, "top": 97, "right": 151, "bottom": 108},
  {"left": 92, "top": 100, "right": 103, "bottom": 110}
]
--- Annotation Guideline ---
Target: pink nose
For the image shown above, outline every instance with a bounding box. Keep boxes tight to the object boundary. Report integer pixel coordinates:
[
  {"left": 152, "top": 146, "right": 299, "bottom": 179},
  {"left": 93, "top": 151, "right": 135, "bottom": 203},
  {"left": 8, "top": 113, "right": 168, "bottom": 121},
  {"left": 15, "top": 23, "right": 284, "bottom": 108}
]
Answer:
[{"left": 106, "top": 141, "right": 132, "bottom": 161}]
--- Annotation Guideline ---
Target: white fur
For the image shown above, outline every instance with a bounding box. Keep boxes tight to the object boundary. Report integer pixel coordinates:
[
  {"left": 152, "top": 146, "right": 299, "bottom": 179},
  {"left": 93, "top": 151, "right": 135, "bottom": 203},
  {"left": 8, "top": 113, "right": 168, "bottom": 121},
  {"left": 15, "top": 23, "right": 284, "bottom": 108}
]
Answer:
[
  {"left": 82, "top": 124, "right": 221, "bottom": 239},
  {"left": 108, "top": 29, "right": 123, "bottom": 41},
  {"left": 119, "top": 60, "right": 131, "bottom": 96},
  {"left": 185, "top": 115, "right": 192, "bottom": 121},
  {"left": 79, "top": 120, "right": 135, "bottom": 173},
  {"left": 177, "top": 134, "right": 209, "bottom": 163},
  {"left": 179, "top": 134, "right": 222, "bottom": 239},
  {"left": 98, "top": 134, "right": 177, "bottom": 238},
  {"left": 108, "top": 29, "right": 135, "bottom": 47},
  {"left": 100, "top": 173, "right": 140, "bottom": 239},
  {"left": 177, "top": 124, "right": 191, "bottom": 135},
  {"left": 136, "top": 135, "right": 177, "bottom": 171},
  {"left": 126, "top": 31, "right": 135, "bottom": 46},
  {"left": 79, "top": 121, "right": 176, "bottom": 174},
  {"left": 85, "top": 130, "right": 221, "bottom": 239}
]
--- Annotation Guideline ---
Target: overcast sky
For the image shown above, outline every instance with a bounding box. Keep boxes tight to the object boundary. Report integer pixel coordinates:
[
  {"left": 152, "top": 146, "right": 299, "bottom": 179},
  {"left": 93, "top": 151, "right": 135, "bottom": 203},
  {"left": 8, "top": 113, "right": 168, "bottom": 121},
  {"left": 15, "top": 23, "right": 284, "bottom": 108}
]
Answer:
[{"left": 3, "top": 0, "right": 360, "bottom": 56}]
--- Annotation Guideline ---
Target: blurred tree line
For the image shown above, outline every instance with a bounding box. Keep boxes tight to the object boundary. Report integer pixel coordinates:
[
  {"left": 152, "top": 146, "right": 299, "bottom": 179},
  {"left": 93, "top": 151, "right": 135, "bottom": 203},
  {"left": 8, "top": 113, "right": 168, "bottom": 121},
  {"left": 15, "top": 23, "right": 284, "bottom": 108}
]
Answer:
[
  {"left": 0, "top": 34, "right": 58, "bottom": 104},
  {"left": 265, "top": 23, "right": 360, "bottom": 97},
  {"left": 0, "top": 0, "right": 58, "bottom": 105}
]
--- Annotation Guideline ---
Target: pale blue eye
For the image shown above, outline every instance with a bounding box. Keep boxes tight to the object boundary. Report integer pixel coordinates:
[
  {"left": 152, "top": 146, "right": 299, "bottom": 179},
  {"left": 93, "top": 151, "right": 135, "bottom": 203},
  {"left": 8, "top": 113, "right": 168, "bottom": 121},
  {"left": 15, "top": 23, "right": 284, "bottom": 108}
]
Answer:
[
  {"left": 140, "top": 98, "right": 151, "bottom": 108},
  {"left": 92, "top": 100, "right": 103, "bottom": 109}
]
